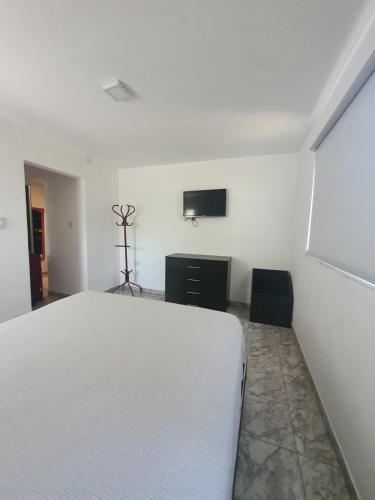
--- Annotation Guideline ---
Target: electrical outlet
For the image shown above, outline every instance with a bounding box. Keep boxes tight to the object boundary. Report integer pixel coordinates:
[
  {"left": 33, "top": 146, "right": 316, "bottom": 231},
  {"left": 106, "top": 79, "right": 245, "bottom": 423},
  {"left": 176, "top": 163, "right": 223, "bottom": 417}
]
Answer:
[{"left": 0, "top": 217, "right": 6, "bottom": 229}]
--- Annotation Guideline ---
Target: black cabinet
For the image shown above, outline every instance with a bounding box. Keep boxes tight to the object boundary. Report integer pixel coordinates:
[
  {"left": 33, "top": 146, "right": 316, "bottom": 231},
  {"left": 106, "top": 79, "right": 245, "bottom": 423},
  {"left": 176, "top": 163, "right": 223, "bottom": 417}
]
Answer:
[
  {"left": 250, "top": 269, "right": 293, "bottom": 327},
  {"left": 165, "top": 253, "right": 231, "bottom": 312}
]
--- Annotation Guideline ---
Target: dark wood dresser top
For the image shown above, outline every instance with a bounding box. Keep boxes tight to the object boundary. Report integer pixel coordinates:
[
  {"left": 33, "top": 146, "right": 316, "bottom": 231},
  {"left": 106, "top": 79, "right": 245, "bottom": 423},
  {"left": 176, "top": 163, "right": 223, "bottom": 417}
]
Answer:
[{"left": 166, "top": 253, "right": 231, "bottom": 262}]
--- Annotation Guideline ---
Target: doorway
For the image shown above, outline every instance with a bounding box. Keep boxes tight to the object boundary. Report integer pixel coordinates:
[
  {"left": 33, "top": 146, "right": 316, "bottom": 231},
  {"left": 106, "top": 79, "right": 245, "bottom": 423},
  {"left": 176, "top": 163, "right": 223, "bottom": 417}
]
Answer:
[
  {"left": 24, "top": 163, "right": 84, "bottom": 309},
  {"left": 27, "top": 184, "right": 48, "bottom": 300}
]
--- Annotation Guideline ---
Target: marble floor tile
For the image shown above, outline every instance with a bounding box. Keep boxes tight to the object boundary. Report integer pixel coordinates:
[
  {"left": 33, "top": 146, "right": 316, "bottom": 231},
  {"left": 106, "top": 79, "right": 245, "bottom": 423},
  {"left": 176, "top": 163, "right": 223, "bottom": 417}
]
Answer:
[
  {"left": 247, "top": 332, "right": 282, "bottom": 374},
  {"left": 234, "top": 431, "right": 305, "bottom": 500},
  {"left": 114, "top": 289, "right": 165, "bottom": 302},
  {"left": 228, "top": 304, "right": 250, "bottom": 326},
  {"left": 298, "top": 455, "right": 351, "bottom": 500},
  {"left": 264, "top": 325, "right": 291, "bottom": 335},
  {"left": 246, "top": 330, "right": 280, "bottom": 349},
  {"left": 144, "top": 294, "right": 164, "bottom": 302},
  {"left": 242, "top": 395, "right": 296, "bottom": 451},
  {"left": 246, "top": 366, "right": 288, "bottom": 403},
  {"left": 279, "top": 329, "right": 299, "bottom": 346},
  {"left": 247, "top": 348, "right": 283, "bottom": 374},
  {"left": 283, "top": 372, "right": 316, "bottom": 406},
  {"left": 113, "top": 288, "right": 147, "bottom": 298},
  {"left": 279, "top": 344, "right": 307, "bottom": 378},
  {"left": 289, "top": 397, "right": 338, "bottom": 465},
  {"left": 279, "top": 342, "right": 304, "bottom": 360},
  {"left": 237, "top": 319, "right": 250, "bottom": 330},
  {"left": 248, "top": 341, "right": 280, "bottom": 358},
  {"left": 248, "top": 322, "right": 280, "bottom": 336}
]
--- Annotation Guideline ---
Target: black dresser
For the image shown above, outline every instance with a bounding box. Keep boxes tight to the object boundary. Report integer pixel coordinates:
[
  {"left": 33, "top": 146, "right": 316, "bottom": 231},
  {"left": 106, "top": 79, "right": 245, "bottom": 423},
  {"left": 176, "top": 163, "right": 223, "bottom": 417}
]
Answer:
[{"left": 165, "top": 253, "right": 231, "bottom": 312}]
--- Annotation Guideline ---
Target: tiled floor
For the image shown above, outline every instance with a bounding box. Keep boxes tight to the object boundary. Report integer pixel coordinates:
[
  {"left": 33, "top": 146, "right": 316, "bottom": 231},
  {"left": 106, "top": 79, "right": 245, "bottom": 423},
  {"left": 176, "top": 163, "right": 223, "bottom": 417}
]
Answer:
[
  {"left": 115, "top": 290, "right": 354, "bottom": 500},
  {"left": 35, "top": 288, "right": 354, "bottom": 499},
  {"left": 228, "top": 303, "right": 353, "bottom": 500},
  {"left": 32, "top": 273, "right": 69, "bottom": 311},
  {"left": 32, "top": 290, "right": 69, "bottom": 310}
]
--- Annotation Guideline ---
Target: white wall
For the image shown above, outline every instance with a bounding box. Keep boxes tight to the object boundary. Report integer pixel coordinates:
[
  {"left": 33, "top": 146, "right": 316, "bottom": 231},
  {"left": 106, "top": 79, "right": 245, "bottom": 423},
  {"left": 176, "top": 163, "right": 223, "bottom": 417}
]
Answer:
[
  {"left": 0, "top": 117, "right": 117, "bottom": 323},
  {"left": 291, "top": 8, "right": 375, "bottom": 500},
  {"left": 85, "top": 165, "right": 118, "bottom": 292},
  {"left": 25, "top": 166, "right": 83, "bottom": 294},
  {"left": 118, "top": 154, "right": 297, "bottom": 302}
]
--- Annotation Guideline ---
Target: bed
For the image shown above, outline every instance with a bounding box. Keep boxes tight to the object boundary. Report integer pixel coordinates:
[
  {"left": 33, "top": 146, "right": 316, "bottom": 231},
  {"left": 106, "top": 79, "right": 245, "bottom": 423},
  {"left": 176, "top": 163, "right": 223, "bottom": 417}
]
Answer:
[{"left": 0, "top": 291, "right": 245, "bottom": 499}]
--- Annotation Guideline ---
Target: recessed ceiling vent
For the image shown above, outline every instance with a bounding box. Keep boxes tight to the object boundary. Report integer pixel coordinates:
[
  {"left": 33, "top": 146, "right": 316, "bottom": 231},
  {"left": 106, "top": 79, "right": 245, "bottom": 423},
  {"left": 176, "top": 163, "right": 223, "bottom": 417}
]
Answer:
[{"left": 101, "top": 79, "right": 134, "bottom": 102}]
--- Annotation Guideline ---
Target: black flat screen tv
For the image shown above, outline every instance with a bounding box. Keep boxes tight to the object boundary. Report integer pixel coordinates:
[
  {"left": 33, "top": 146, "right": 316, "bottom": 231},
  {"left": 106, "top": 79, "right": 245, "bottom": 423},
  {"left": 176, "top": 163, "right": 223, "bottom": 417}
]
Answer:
[{"left": 183, "top": 189, "right": 227, "bottom": 217}]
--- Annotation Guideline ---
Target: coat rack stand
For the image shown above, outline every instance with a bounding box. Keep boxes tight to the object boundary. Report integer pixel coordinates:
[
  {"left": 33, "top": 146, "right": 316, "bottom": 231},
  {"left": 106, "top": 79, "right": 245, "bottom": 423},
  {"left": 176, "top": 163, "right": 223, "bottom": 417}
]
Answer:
[{"left": 111, "top": 204, "right": 142, "bottom": 296}]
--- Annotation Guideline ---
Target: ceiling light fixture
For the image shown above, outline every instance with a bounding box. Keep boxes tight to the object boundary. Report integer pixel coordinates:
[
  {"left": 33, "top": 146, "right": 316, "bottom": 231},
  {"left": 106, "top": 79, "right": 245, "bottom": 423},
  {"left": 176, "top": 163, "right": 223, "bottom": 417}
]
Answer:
[{"left": 101, "top": 79, "right": 134, "bottom": 102}]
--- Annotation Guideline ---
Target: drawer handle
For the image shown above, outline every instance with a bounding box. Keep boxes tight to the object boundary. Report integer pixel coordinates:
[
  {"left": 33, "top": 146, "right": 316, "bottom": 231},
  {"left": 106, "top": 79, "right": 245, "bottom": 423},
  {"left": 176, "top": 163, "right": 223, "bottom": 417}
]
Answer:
[
  {"left": 186, "top": 291, "right": 200, "bottom": 295},
  {"left": 187, "top": 265, "right": 200, "bottom": 269},
  {"left": 187, "top": 278, "right": 200, "bottom": 282}
]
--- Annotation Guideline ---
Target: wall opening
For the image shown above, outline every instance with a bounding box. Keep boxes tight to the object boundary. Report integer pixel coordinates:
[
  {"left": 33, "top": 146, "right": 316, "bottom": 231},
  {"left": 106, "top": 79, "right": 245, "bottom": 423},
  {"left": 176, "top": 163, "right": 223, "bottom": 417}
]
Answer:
[{"left": 24, "top": 163, "right": 85, "bottom": 308}]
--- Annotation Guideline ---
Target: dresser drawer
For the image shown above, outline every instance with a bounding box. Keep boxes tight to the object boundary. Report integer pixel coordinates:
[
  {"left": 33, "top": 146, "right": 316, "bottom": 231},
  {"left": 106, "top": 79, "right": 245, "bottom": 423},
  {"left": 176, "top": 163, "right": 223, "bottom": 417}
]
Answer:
[
  {"left": 184, "top": 290, "right": 202, "bottom": 307},
  {"left": 184, "top": 262, "right": 202, "bottom": 279},
  {"left": 165, "top": 254, "right": 231, "bottom": 312}
]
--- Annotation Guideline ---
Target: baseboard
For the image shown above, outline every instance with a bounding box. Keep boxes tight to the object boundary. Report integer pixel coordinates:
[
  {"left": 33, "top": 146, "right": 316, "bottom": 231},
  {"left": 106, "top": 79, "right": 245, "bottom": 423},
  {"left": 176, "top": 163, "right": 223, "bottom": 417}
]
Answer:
[{"left": 292, "top": 323, "right": 360, "bottom": 500}]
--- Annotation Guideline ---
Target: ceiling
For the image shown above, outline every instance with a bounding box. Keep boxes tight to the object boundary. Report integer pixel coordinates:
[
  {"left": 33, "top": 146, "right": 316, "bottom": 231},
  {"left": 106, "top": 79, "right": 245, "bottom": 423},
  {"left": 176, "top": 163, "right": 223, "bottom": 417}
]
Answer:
[{"left": 0, "top": 0, "right": 368, "bottom": 167}]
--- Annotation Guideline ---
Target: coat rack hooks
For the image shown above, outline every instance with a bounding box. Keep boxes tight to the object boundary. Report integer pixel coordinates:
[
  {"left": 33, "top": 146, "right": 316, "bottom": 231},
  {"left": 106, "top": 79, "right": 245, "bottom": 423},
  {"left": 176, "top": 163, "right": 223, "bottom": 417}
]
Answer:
[{"left": 111, "top": 204, "right": 142, "bottom": 296}]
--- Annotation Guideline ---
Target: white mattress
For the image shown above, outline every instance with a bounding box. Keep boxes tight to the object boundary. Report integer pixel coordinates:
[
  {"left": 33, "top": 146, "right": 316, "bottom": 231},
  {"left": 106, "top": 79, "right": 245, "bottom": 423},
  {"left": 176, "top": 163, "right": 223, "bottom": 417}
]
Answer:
[{"left": 0, "top": 291, "right": 245, "bottom": 500}]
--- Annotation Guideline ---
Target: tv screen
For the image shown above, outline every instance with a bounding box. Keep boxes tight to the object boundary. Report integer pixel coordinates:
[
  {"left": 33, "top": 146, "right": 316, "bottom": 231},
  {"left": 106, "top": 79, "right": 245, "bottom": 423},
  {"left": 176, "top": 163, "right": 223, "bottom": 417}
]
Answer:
[{"left": 183, "top": 189, "right": 227, "bottom": 217}]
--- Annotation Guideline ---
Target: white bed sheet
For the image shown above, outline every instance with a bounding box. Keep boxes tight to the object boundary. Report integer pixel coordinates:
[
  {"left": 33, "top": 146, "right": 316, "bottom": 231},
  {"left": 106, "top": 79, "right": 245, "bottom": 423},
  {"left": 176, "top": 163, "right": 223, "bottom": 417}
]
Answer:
[{"left": 0, "top": 291, "right": 245, "bottom": 500}]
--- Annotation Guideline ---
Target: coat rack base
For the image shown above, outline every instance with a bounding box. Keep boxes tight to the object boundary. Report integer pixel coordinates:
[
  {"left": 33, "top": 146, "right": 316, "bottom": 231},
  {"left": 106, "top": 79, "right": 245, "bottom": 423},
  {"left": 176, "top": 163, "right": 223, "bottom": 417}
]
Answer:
[{"left": 111, "top": 280, "right": 143, "bottom": 296}]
